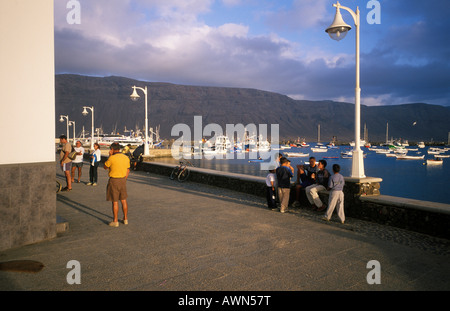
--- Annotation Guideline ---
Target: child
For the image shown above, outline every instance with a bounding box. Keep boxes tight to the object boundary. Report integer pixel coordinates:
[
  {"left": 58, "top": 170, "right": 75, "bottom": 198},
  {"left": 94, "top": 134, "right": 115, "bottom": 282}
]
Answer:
[
  {"left": 322, "top": 164, "right": 345, "bottom": 223},
  {"left": 265, "top": 166, "right": 277, "bottom": 210},
  {"left": 276, "top": 157, "right": 294, "bottom": 213}
]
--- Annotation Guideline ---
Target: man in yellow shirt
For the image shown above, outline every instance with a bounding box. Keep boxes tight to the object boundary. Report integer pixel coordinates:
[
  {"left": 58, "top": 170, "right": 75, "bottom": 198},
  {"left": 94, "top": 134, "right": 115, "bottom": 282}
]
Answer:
[{"left": 104, "top": 143, "right": 130, "bottom": 227}]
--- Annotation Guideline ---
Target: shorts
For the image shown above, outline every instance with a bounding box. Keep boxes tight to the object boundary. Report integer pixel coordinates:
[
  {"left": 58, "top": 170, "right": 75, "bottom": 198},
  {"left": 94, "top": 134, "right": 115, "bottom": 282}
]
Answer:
[
  {"left": 72, "top": 162, "right": 83, "bottom": 168},
  {"left": 106, "top": 177, "right": 128, "bottom": 202},
  {"left": 61, "top": 162, "right": 72, "bottom": 172}
]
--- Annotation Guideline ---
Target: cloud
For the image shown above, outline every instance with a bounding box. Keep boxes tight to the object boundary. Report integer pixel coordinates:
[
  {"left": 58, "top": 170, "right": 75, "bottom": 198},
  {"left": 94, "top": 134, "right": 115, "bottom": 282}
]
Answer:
[{"left": 54, "top": 0, "right": 450, "bottom": 107}]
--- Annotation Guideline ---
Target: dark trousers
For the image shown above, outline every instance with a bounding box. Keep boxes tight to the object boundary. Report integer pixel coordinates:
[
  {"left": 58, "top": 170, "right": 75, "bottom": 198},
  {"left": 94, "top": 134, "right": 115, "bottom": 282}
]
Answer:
[
  {"left": 89, "top": 162, "right": 99, "bottom": 183},
  {"left": 266, "top": 187, "right": 277, "bottom": 209}
]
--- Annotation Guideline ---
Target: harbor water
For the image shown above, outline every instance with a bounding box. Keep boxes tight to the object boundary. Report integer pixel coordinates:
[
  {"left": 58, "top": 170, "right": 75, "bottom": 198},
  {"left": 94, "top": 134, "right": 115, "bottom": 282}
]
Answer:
[{"left": 156, "top": 145, "right": 450, "bottom": 205}]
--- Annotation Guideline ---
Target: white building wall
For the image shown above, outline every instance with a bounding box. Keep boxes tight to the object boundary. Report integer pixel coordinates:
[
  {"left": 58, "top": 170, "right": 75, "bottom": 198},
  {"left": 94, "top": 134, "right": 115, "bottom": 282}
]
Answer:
[{"left": 0, "top": 0, "right": 55, "bottom": 165}]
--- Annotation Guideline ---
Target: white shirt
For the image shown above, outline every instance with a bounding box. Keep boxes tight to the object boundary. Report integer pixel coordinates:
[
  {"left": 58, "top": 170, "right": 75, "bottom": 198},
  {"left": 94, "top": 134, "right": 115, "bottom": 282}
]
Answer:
[
  {"left": 73, "top": 146, "right": 85, "bottom": 163},
  {"left": 265, "top": 172, "right": 277, "bottom": 187},
  {"left": 91, "top": 149, "right": 102, "bottom": 166}
]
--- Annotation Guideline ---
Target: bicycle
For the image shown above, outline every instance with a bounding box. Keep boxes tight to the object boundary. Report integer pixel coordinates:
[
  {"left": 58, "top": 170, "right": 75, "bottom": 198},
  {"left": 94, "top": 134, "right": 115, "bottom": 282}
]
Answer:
[{"left": 170, "top": 160, "right": 193, "bottom": 182}]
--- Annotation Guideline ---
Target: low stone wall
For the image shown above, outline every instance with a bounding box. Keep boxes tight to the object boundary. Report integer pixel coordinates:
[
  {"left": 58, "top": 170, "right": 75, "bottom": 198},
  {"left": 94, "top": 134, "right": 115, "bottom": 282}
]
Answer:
[
  {"left": 138, "top": 160, "right": 450, "bottom": 239},
  {"left": 0, "top": 162, "right": 56, "bottom": 251}
]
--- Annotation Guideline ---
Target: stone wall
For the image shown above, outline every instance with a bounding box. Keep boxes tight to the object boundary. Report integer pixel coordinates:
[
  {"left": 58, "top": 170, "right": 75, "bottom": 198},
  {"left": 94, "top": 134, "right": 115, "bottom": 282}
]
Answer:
[{"left": 0, "top": 162, "right": 56, "bottom": 251}]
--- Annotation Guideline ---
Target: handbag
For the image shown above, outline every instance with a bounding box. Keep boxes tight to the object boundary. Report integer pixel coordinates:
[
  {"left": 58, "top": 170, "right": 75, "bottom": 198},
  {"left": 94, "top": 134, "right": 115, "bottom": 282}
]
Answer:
[{"left": 68, "top": 146, "right": 77, "bottom": 160}]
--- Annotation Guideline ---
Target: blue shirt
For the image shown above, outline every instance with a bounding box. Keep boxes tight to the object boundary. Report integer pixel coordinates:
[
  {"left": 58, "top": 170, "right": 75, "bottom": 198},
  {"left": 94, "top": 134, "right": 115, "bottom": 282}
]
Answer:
[{"left": 328, "top": 173, "right": 345, "bottom": 191}]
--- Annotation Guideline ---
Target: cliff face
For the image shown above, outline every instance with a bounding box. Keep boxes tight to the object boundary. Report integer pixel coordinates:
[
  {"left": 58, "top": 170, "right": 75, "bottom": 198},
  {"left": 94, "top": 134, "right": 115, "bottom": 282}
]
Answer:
[{"left": 55, "top": 74, "right": 450, "bottom": 143}]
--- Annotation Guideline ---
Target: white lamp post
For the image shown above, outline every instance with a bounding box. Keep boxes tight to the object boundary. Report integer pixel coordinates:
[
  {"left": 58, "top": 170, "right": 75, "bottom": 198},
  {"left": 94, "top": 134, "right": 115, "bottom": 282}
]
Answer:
[
  {"left": 69, "top": 121, "right": 76, "bottom": 144},
  {"left": 130, "top": 85, "right": 150, "bottom": 156},
  {"left": 326, "top": 1, "right": 365, "bottom": 178},
  {"left": 82, "top": 106, "right": 95, "bottom": 150},
  {"left": 59, "top": 115, "right": 70, "bottom": 142}
]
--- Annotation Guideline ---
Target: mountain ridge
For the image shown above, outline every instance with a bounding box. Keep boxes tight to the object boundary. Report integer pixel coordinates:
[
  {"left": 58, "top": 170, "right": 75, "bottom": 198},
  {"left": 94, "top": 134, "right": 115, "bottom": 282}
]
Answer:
[{"left": 55, "top": 74, "right": 450, "bottom": 143}]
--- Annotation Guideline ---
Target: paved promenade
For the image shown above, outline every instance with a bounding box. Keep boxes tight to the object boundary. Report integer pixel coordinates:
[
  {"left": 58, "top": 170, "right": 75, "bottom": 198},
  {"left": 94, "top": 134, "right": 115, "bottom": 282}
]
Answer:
[{"left": 1, "top": 161, "right": 450, "bottom": 293}]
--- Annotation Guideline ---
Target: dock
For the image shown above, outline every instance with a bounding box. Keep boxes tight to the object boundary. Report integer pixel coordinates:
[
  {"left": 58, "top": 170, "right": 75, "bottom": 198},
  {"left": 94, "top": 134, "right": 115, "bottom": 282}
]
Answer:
[{"left": 1, "top": 160, "right": 449, "bottom": 294}]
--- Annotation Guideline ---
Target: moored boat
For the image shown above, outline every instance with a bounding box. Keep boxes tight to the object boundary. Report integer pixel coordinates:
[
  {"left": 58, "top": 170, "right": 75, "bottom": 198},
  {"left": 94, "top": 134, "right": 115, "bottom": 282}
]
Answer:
[{"left": 284, "top": 152, "right": 309, "bottom": 158}]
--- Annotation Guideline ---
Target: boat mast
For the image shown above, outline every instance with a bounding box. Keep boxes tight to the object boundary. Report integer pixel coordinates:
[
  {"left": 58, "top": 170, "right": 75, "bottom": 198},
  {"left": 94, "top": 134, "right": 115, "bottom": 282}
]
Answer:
[
  {"left": 385, "top": 122, "right": 389, "bottom": 145},
  {"left": 318, "top": 124, "right": 320, "bottom": 144}
]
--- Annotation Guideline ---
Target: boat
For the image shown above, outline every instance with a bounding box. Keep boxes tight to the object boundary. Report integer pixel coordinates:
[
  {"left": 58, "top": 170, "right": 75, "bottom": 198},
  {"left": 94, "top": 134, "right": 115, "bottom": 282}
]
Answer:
[
  {"left": 396, "top": 154, "right": 425, "bottom": 160},
  {"left": 284, "top": 152, "right": 309, "bottom": 158},
  {"left": 417, "top": 142, "right": 425, "bottom": 148},
  {"left": 341, "top": 151, "right": 367, "bottom": 159},
  {"left": 97, "top": 133, "right": 144, "bottom": 147},
  {"left": 311, "top": 146, "right": 328, "bottom": 153},
  {"left": 298, "top": 141, "right": 310, "bottom": 148},
  {"left": 428, "top": 147, "right": 445, "bottom": 154},
  {"left": 214, "top": 135, "right": 232, "bottom": 154},
  {"left": 426, "top": 158, "right": 443, "bottom": 165},
  {"left": 375, "top": 149, "right": 391, "bottom": 154},
  {"left": 434, "top": 154, "right": 450, "bottom": 158}
]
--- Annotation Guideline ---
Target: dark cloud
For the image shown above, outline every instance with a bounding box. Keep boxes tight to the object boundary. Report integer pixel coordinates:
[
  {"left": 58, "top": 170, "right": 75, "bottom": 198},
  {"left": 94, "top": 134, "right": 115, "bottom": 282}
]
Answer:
[{"left": 54, "top": 0, "right": 450, "bottom": 106}]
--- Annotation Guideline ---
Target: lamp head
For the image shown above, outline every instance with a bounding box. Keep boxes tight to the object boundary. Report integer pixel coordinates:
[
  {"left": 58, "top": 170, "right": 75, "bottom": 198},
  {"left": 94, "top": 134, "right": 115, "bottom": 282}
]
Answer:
[
  {"left": 325, "top": 7, "right": 351, "bottom": 41},
  {"left": 59, "top": 116, "right": 64, "bottom": 123},
  {"left": 82, "top": 107, "right": 88, "bottom": 116},
  {"left": 130, "top": 86, "right": 140, "bottom": 102}
]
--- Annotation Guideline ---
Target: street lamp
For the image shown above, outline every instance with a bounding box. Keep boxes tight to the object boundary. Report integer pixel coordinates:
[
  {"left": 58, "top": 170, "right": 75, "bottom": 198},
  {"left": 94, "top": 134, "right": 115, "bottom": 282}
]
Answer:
[
  {"left": 130, "top": 85, "right": 150, "bottom": 156},
  {"left": 82, "top": 106, "right": 95, "bottom": 150},
  {"left": 59, "top": 115, "right": 70, "bottom": 142},
  {"left": 69, "top": 121, "right": 76, "bottom": 144},
  {"left": 326, "top": 1, "right": 365, "bottom": 178}
]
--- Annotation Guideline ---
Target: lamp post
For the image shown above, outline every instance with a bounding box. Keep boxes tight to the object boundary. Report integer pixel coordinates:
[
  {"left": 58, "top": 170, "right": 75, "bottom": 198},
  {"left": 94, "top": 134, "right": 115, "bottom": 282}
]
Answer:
[
  {"left": 69, "top": 121, "right": 76, "bottom": 144},
  {"left": 59, "top": 115, "right": 70, "bottom": 142},
  {"left": 130, "top": 85, "right": 150, "bottom": 156},
  {"left": 326, "top": 1, "right": 365, "bottom": 178},
  {"left": 82, "top": 106, "right": 95, "bottom": 150}
]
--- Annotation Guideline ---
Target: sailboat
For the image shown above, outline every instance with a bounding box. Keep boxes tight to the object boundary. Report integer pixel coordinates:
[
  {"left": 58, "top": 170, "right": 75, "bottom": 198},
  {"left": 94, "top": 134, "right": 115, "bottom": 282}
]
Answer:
[{"left": 316, "top": 124, "right": 323, "bottom": 146}]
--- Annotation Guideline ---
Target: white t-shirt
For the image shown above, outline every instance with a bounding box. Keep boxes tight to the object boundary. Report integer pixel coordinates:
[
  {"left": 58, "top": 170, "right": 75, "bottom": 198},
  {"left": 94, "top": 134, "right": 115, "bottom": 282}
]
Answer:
[
  {"left": 265, "top": 172, "right": 277, "bottom": 187},
  {"left": 73, "top": 146, "right": 85, "bottom": 163}
]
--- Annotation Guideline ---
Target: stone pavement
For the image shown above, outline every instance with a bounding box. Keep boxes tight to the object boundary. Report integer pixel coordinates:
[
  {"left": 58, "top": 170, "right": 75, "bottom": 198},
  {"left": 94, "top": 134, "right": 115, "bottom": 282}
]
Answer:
[{"left": 1, "top": 161, "right": 450, "bottom": 293}]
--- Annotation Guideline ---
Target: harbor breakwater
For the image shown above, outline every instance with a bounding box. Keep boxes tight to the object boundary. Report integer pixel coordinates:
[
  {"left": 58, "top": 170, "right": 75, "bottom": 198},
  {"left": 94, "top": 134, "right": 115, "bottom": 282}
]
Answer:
[{"left": 93, "top": 153, "right": 450, "bottom": 239}]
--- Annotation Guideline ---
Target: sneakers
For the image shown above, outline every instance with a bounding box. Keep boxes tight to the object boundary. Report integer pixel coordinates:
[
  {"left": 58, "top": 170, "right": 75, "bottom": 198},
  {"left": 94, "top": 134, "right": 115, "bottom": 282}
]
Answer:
[
  {"left": 317, "top": 204, "right": 327, "bottom": 212},
  {"left": 109, "top": 221, "right": 119, "bottom": 227},
  {"left": 92, "top": 183, "right": 97, "bottom": 186},
  {"left": 86, "top": 182, "right": 92, "bottom": 186},
  {"left": 321, "top": 217, "right": 330, "bottom": 222},
  {"left": 123, "top": 219, "right": 128, "bottom": 225}
]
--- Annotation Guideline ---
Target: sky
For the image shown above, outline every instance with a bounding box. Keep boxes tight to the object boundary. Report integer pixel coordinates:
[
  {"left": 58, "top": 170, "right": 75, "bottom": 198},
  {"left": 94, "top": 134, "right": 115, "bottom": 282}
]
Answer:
[{"left": 54, "top": 0, "right": 450, "bottom": 107}]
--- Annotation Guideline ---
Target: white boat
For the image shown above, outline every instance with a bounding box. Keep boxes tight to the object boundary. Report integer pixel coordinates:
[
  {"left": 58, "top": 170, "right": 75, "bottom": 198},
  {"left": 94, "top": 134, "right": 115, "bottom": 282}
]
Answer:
[
  {"left": 426, "top": 158, "right": 443, "bottom": 165},
  {"left": 434, "top": 154, "right": 450, "bottom": 158},
  {"left": 396, "top": 154, "right": 425, "bottom": 160},
  {"left": 341, "top": 151, "right": 367, "bottom": 159},
  {"left": 375, "top": 149, "right": 391, "bottom": 154},
  {"left": 256, "top": 136, "right": 270, "bottom": 152},
  {"left": 311, "top": 146, "right": 328, "bottom": 153},
  {"left": 417, "top": 142, "right": 425, "bottom": 148},
  {"left": 97, "top": 133, "right": 143, "bottom": 147},
  {"left": 214, "top": 135, "right": 232, "bottom": 154},
  {"left": 284, "top": 152, "right": 309, "bottom": 158},
  {"left": 428, "top": 147, "right": 445, "bottom": 154}
]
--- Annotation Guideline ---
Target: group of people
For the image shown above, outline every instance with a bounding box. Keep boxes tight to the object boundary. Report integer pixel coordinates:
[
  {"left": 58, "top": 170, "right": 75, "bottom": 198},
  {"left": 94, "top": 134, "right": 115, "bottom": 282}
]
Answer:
[
  {"left": 58, "top": 135, "right": 131, "bottom": 227},
  {"left": 266, "top": 154, "right": 346, "bottom": 224}
]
